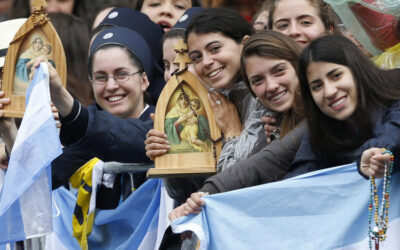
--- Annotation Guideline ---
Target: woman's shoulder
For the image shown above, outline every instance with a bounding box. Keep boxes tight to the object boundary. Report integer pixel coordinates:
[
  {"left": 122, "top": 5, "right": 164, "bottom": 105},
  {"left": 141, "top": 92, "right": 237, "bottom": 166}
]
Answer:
[{"left": 370, "top": 101, "right": 400, "bottom": 127}]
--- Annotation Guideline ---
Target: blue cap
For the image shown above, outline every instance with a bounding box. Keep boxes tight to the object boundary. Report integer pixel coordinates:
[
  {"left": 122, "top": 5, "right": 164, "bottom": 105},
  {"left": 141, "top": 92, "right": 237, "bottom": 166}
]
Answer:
[
  {"left": 98, "top": 7, "right": 164, "bottom": 67},
  {"left": 89, "top": 27, "right": 153, "bottom": 83},
  {"left": 97, "top": 7, "right": 166, "bottom": 102},
  {"left": 172, "top": 7, "right": 205, "bottom": 30}
]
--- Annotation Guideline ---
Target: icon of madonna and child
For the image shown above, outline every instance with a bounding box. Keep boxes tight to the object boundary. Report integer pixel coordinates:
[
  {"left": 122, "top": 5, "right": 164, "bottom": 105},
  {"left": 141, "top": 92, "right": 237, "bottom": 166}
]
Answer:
[
  {"left": 165, "top": 86, "right": 212, "bottom": 154},
  {"left": 14, "top": 33, "right": 55, "bottom": 96}
]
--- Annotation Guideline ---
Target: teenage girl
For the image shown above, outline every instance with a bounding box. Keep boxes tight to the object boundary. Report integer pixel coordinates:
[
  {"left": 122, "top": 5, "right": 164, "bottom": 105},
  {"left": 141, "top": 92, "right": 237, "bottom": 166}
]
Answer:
[
  {"left": 268, "top": 0, "right": 338, "bottom": 49},
  {"left": 287, "top": 35, "right": 400, "bottom": 178},
  {"left": 146, "top": 8, "right": 270, "bottom": 172},
  {"left": 169, "top": 30, "right": 306, "bottom": 220}
]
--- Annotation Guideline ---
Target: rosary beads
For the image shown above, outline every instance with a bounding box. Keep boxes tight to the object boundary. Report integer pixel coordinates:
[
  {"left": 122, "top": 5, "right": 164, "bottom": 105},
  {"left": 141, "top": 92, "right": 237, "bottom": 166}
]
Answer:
[{"left": 368, "top": 148, "right": 393, "bottom": 250}]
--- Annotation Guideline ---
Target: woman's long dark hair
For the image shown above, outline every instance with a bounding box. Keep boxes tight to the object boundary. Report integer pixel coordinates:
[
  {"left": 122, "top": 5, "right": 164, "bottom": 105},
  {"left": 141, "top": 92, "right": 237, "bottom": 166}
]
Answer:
[{"left": 299, "top": 35, "right": 400, "bottom": 155}]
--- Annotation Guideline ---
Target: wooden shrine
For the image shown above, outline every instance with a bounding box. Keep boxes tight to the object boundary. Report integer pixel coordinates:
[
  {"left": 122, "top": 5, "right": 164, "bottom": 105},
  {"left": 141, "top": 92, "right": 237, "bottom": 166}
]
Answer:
[
  {"left": 147, "top": 39, "right": 222, "bottom": 178},
  {"left": 2, "top": 0, "right": 66, "bottom": 117}
]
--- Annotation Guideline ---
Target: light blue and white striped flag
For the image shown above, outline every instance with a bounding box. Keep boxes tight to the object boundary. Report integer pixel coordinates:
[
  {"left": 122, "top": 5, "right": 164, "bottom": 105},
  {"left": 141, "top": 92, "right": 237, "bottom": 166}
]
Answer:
[
  {"left": 0, "top": 63, "right": 62, "bottom": 244},
  {"left": 47, "top": 178, "right": 173, "bottom": 249},
  {"left": 172, "top": 163, "right": 400, "bottom": 250}
]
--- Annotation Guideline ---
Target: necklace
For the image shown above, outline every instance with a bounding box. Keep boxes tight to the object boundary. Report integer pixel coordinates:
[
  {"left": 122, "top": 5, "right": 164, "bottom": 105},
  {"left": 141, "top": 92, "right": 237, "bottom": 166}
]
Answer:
[{"left": 368, "top": 148, "right": 393, "bottom": 250}]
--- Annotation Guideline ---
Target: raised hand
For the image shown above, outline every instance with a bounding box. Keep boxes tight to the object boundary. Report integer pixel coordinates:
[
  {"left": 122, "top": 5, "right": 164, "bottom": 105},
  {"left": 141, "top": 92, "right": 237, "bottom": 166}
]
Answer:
[
  {"left": 208, "top": 90, "right": 241, "bottom": 139},
  {"left": 261, "top": 116, "right": 279, "bottom": 143},
  {"left": 30, "top": 58, "right": 74, "bottom": 117},
  {"left": 144, "top": 114, "right": 170, "bottom": 161}
]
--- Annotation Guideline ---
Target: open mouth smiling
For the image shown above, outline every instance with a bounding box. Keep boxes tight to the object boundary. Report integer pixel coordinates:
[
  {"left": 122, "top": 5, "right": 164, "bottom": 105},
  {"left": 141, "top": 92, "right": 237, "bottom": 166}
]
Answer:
[
  {"left": 107, "top": 95, "right": 125, "bottom": 102},
  {"left": 207, "top": 68, "right": 223, "bottom": 78},
  {"left": 329, "top": 96, "right": 347, "bottom": 109},
  {"left": 269, "top": 90, "right": 287, "bottom": 101}
]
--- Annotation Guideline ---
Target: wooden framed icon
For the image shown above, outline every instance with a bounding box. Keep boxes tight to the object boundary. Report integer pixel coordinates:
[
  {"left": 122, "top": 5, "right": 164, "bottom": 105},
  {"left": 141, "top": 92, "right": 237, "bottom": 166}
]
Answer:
[
  {"left": 147, "top": 40, "right": 222, "bottom": 178},
  {"left": 2, "top": 0, "right": 66, "bottom": 118}
]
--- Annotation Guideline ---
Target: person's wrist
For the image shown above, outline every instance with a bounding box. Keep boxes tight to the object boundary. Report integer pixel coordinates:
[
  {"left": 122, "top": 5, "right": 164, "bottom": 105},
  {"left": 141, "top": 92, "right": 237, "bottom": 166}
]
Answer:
[
  {"left": 51, "top": 87, "right": 74, "bottom": 117},
  {"left": 224, "top": 126, "right": 241, "bottom": 139},
  {"left": 50, "top": 78, "right": 64, "bottom": 98}
]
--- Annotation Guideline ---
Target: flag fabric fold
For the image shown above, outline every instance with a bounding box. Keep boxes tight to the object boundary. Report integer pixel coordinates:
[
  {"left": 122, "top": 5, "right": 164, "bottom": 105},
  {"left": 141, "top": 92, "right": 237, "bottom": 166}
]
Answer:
[
  {"left": 172, "top": 163, "right": 400, "bottom": 250},
  {"left": 49, "top": 178, "right": 173, "bottom": 249},
  {"left": 0, "top": 63, "right": 62, "bottom": 244}
]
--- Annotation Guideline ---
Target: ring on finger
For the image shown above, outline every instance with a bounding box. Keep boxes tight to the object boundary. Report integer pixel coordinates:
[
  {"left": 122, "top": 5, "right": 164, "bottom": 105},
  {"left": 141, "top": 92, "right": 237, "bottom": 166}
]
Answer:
[{"left": 216, "top": 100, "right": 221, "bottom": 105}]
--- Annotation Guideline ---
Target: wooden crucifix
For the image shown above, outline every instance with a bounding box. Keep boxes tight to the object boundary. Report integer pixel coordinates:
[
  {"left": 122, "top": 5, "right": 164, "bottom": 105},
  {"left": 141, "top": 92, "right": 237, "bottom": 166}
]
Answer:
[{"left": 173, "top": 39, "right": 191, "bottom": 71}]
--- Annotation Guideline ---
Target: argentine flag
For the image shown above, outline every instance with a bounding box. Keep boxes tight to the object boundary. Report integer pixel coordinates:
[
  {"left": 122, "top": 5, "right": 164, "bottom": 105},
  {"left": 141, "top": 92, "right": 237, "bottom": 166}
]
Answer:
[
  {"left": 0, "top": 63, "right": 62, "bottom": 244},
  {"left": 172, "top": 163, "right": 400, "bottom": 249},
  {"left": 47, "top": 179, "right": 173, "bottom": 249}
]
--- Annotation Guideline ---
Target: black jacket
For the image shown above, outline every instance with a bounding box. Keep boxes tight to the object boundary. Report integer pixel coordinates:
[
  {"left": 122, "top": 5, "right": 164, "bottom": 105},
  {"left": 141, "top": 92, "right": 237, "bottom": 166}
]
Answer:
[
  {"left": 286, "top": 101, "right": 400, "bottom": 179},
  {"left": 52, "top": 101, "right": 154, "bottom": 190}
]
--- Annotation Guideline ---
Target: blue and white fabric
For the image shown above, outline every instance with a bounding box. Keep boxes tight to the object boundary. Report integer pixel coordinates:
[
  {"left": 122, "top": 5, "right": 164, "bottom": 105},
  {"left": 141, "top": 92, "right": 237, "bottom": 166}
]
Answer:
[
  {"left": 172, "top": 163, "right": 400, "bottom": 250},
  {"left": 48, "top": 179, "right": 173, "bottom": 249},
  {"left": 0, "top": 63, "right": 62, "bottom": 244}
]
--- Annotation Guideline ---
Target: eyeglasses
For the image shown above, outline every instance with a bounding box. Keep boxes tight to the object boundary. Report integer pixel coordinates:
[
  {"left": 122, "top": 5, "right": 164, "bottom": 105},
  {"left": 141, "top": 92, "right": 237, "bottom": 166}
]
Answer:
[{"left": 90, "top": 71, "right": 142, "bottom": 85}]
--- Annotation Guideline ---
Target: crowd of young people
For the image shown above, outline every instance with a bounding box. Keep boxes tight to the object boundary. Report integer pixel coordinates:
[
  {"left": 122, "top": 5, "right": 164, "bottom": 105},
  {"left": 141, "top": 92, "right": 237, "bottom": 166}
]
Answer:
[{"left": 0, "top": 0, "right": 399, "bottom": 248}]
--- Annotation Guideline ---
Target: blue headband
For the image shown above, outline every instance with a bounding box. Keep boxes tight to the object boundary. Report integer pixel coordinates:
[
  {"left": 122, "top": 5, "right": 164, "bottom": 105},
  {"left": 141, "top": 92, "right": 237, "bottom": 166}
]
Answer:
[
  {"left": 98, "top": 7, "right": 164, "bottom": 66},
  {"left": 89, "top": 27, "right": 153, "bottom": 82},
  {"left": 172, "top": 7, "right": 205, "bottom": 30}
]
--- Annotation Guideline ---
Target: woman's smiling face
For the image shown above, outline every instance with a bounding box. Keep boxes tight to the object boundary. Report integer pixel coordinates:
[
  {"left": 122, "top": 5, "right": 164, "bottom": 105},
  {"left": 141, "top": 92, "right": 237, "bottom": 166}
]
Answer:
[
  {"left": 307, "top": 61, "right": 358, "bottom": 121},
  {"left": 272, "top": 0, "right": 327, "bottom": 49},
  {"left": 91, "top": 47, "right": 149, "bottom": 119},
  {"left": 187, "top": 32, "right": 243, "bottom": 90},
  {"left": 246, "top": 55, "right": 298, "bottom": 113}
]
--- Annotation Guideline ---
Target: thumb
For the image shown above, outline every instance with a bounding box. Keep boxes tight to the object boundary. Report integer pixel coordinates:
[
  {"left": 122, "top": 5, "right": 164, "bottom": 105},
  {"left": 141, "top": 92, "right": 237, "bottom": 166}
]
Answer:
[{"left": 150, "top": 113, "right": 155, "bottom": 122}]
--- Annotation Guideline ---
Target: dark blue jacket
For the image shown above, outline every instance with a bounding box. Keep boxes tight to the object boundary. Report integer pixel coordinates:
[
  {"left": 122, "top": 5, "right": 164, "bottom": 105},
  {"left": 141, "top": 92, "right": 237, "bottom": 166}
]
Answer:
[
  {"left": 285, "top": 101, "right": 400, "bottom": 179},
  {"left": 52, "top": 101, "right": 155, "bottom": 189}
]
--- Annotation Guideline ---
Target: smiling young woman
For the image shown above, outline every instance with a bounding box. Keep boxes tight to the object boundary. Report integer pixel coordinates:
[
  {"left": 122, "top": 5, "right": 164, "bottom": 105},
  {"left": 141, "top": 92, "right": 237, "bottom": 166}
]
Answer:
[
  {"left": 306, "top": 61, "right": 358, "bottom": 122},
  {"left": 187, "top": 32, "right": 244, "bottom": 90},
  {"left": 90, "top": 46, "right": 149, "bottom": 119},
  {"left": 47, "top": 27, "right": 158, "bottom": 206},
  {"left": 241, "top": 30, "right": 304, "bottom": 137},
  {"left": 286, "top": 35, "right": 400, "bottom": 178},
  {"left": 168, "top": 30, "right": 307, "bottom": 222},
  {"left": 268, "top": 0, "right": 338, "bottom": 49},
  {"left": 168, "top": 34, "right": 400, "bottom": 222},
  {"left": 146, "top": 8, "right": 271, "bottom": 173}
]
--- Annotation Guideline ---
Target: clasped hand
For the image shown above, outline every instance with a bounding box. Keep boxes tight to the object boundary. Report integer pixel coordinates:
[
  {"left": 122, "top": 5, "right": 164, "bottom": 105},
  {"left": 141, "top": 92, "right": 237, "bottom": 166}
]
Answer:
[{"left": 360, "top": 147, "right": 391, "bottom": 178}]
